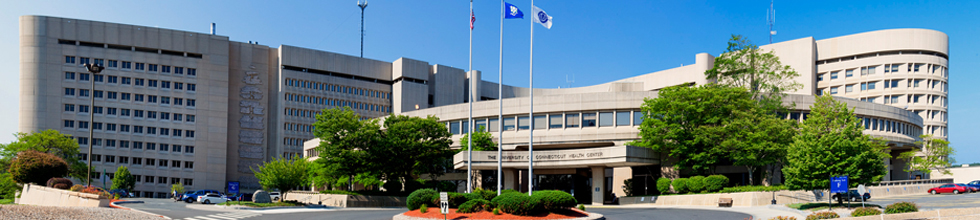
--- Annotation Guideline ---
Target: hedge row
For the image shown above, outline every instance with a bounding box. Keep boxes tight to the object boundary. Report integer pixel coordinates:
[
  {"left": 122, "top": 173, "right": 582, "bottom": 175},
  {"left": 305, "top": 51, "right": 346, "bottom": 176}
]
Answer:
[
  {"left": 659, "top": 175, "right": 730, "bottom": 194},
  {"left": 406, "top": 189, "right": 578, "bottom": 216}
]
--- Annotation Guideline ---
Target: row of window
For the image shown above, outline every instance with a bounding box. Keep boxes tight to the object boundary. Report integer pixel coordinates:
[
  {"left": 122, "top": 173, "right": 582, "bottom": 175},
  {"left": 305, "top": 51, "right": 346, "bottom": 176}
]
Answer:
[
  {"left": 285, "top": 123, "right": 314, "bottom": 133},
  {"left": 65, "top": 72, "right": 198, "bottom": 91},
  {"left": 65, "top": 122, "right": 196, "bottom": 138},
  {"left": 64, "top": 88, "right": 198, "bottom": 107},
  {"left": 448, "top": 110, "right": 645, "bottom": 134},
  {"left": 285, "top": 138, "right": 306, "bottom": 147},
  {"left": 818, "top": 78, "right": 948, "bottom": 94},
  {"left": 74, "top": 138, "right": 196, "bottom": 153},
  {"left": 284, "top": 94, "right": 390, "bottom": 113},
  {"left": 79, "top": 154, "right": 194, "bottom": 169},
  {"left": 63, "top": 104, "right": 197, "bottom": 122},
  {"left": 814, "top": 92, "right": 948, "bottom": 109},
  {"left": 819, "top": 64, "right": 948, "bottom": 81},
  {"left": 285, "top": 78, "right": 390, "bottom": 100},
  {"left": 65, "top": 56, "right": 198, "bottom": 76}
]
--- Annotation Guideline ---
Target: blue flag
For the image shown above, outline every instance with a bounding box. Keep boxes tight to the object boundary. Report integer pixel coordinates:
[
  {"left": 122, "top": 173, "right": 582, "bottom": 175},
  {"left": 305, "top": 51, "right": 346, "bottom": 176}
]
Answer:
[{"left": 504, "top": 2, "right": 524, "bottom": 19}]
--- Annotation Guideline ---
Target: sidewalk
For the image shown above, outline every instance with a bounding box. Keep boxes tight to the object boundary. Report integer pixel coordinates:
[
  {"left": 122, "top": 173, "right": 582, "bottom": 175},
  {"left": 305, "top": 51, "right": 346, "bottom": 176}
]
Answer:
[{"left": 587, "top": 204, "right": 807, "bottom": 220}]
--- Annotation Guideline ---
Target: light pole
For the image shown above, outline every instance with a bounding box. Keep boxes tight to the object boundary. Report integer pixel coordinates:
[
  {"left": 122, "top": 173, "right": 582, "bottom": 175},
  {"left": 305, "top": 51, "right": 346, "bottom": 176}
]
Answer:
[
  {"left": 83, "top": 63, "right": 103, "bottom": 186},
  {"left": 357, "top": 0, "right": 368, "bottom": 58}
]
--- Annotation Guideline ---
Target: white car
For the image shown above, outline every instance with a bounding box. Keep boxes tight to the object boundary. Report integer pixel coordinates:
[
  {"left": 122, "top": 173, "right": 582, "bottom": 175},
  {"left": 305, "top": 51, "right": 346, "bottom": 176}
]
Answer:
[
  {"left": 198, "top": 193, "right": 228, "bottom": 204},
  {"left": 270, "top": 192, "right": 281, "bottom": 202}
]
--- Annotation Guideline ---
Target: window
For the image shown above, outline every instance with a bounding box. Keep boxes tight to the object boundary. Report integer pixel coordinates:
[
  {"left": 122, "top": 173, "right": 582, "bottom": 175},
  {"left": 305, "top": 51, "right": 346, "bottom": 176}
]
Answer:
[
  {"left": 817, "top": 74, "right": 824, "bottom": 82},
  {"left": 133, "top": 142, "right": 143, "bottom": 149},
  {"left": 188, "top": 84, "right": 196, "bottom": 91},
  {"left": 845, "top": 84, "right": 854, "bottom": 93},
  {"left": 120, "top": 141, "right": 130, "bottom": 148},
  {"left": 107, "top": 92, "right": 118, "bottom": 99},
  {"left": 845, "top": 69, "right": 854, "bottom": 77},
  {"left": 148, "top": 64, "right": 158, "bottom": 72},
  {"left": 616, "top": 112, "right": 631, "bottom": 126},
  {"left": 173, "top": 145, "right": 182, "bottom": 152},
  {"left": 598, "top": 112, "right": 614, "bottom": 127},
  {"left": 187, "top": 68, "right": 196, "bottom": 76},
  {"left": 63, "top": 120, "right": 75, "bottom": 128},
  {"left": 183, "top": 178, "right": 193, "bottom": 186},
  {"left": 161, "top": 81, "right": 171, "bottom": 89},
  {"left": 65, "top": 72, "right": 75, "bottom": 80},
  {"left": 80, "top": 89, "right": 89, "bottom": 97},
  {"left": 107, "top": 76, "right": 118, "bottom": 83},
  {"left": 119, "top": 156, "right": 128, "bottom": 164},
  {"left": 517, "top": 116, "right": 530, "bottom": 130},
  {"left": 171, "top": 160, "right": 180, "bottom": 168},
  {"left": 890, "top": 80, "right": 899, "bottom": 88},
  {"left": 121, "top": 93, "right": 131, "bottom": 100},
  {"left": 449, "top": 122, "right": 460, "bottom": 134},
  {"left": 830, "top": 71, "right": 838, "bottom": 80},
  {"left": 633, "top": 111, "right": 644, "bottom": 125},
  {"left": 582, "top": 113, "right": 597, "bottom": 127},
  {"left": 188, "top": 99, "right": 196, "bottom": 107},
  {"left": 93, "top": 90, "right": 104, "bottom": 98},
  {"left": 65, "top": 56, "right": 75, "bottom": 64},
  {"left": 488, "top": 118, "right": 499, "bottom": 132},
  {"left": 79, "top": 105, "right": 89, "bottom": 113},
  {"left": 64, "top": 104, "right": 75, "bottom": 112},
  {"left": 830, "top": 87, "right": 838, "bottom": 95},
  {"left": 147, "top": 127, "right": 157, "bottom": 135},
  {"left": 184, "top": 161, "right": 194, "bottom": 169},
  {"left": 148, "top": 96, "right": 157, "bottom": 103},
  {"left": 135, "top": 78, "right": 144, "bottom": 86},
  {"left": 503, "top": 117, "right": 516, "bottom": 131},
  {"left": 549, "top": 114, "right": 563, "bottom": 129},
  {"left": 187, "top": 115, "right": 196, "bottom": 122},
  {"left": 148, "top": 80, "right": 158, "bottom": 87},
  {"left": 161, "top": 97, "right": 170, "bottom": 104},
  {"left": 107, "top": 60, "right": 118, "bottom": 68},
  {"left": 157, "top": 176, "right": 166, "bottom": 183},
  {"left": 80, "top": 57, "right": 90, "bottom": 64},
  {"left": 120, "top": 125, "right": 130, "bottom": 132},
  {"left": 161, "top": 65, "right": 170, "bottom": 73},
  {"left": 186, "top": 146, "right": 195, "bottom": 154},
  {"left": 105, "top": 155, "right": 115, "bottom": 163},
  {"left": 174, "top": 83, "right": 184, "bottom": 90},
  {"left": 860, "top": 83, "right": 867, "bottom": 91},
  {"left": 565, "top": 113, "right": 580, "bottom": 128},
  {"left": 64, "top": 88, "right": 76, "bottom": 96},
  {"left": 868, "top": 82, "right": 876, "bottom": 90},
  {"left": 174, "top": 67, "right": 183, "bottom": 74},
  {"left": 122, "top": 61, "right": 131, "bottom": 69},
  {"left": 533, "top": 115, "right": 547, "bottom": 130}
]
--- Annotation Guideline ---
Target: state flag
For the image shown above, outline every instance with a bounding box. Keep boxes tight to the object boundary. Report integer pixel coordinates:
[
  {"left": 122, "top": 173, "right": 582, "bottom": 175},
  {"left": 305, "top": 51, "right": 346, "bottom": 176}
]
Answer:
[
  {"left": 504, "top": 2, "right": 524, "bottom": 19},
  {"left": 531, "top": 5, "right": 552, "bottom": 29}
]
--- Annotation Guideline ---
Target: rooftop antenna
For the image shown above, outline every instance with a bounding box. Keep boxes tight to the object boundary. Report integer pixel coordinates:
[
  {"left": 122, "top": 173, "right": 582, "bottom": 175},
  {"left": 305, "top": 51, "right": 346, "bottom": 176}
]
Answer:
[
  {"left": 358, "top": 0, "right": 368, "bottom": 57},
  {"left": 768, "top": 0, "right": 776, "bottom": 44},
  {"left": 565, "top": 74, "right": 574, "bottom": 88}
]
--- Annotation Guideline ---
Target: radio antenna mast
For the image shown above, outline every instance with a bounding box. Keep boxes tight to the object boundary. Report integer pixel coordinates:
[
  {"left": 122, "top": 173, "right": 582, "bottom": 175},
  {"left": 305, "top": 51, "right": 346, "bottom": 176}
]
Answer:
[{"left": 768, "top": 0, "right": 776, "bottom": 44}]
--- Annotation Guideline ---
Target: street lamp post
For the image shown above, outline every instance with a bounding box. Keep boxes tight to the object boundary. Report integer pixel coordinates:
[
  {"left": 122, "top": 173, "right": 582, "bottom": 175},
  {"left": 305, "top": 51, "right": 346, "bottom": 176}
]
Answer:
[{"left": 83, "top": 63, "right": 103, "bottom": 186}]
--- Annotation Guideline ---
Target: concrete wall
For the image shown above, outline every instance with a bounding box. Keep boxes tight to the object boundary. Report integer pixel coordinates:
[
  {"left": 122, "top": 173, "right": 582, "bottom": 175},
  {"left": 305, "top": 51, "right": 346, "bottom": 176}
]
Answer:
[
  {"left": 932, "top": 166, "right": 980, "bottom": 183},
  {"left": 284, "top": 191, "right": 406, "bottom": 207},
  {"left": 17, "top": 184, "right": 110, "bottom": 207},
  {"left": 619, "top": 183, "right": 942, "bottom": 207}
]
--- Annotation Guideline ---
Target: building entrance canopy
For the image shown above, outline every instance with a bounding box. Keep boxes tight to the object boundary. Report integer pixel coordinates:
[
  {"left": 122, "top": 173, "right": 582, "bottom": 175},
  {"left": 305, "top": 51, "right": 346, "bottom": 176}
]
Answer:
[{"left": 454, "top": 146, "right": 658, "bottom": 170}]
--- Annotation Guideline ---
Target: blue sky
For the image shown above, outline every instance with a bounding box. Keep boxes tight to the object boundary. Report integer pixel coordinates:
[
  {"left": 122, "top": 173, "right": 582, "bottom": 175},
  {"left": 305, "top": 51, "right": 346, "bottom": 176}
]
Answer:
[{"left": 2, "top": 0, "right": 978, "bottom": 163}]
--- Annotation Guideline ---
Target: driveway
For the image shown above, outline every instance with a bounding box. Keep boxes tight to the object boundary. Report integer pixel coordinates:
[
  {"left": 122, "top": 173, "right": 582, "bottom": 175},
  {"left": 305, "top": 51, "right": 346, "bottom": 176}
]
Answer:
[{"left": 868, "top": 192, "right": 980, "bottom": 210}]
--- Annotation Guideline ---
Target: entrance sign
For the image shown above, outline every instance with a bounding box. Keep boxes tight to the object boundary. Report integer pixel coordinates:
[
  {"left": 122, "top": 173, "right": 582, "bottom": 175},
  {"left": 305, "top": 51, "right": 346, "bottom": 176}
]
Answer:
[
  {"left": 830, "top": 176, "right": 849, "bottom": 193},
  {"left": 440, "top": 192, "right": 449, "bottom": 214}
]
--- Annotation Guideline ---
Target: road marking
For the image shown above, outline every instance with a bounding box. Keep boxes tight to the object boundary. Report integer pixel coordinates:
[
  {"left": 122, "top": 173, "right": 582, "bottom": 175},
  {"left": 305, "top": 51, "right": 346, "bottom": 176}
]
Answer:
[{"left": 180, "top": 212, "right": 261, "bottom": 220}]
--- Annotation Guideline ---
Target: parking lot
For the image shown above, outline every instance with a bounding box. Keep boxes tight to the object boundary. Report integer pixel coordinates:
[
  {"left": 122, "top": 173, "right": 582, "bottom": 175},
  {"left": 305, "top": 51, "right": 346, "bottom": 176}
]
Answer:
[{"left": 867, "top": 191, "right": 980, "bottom": 210}]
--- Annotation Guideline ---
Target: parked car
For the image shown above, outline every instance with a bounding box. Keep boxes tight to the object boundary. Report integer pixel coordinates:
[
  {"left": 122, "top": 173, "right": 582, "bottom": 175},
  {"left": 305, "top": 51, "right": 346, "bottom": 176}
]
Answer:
[
  {"left": 928, "top": 184, "right": 970, "bottom": 194},
  {"left": 182, "top": 190, "right": 222, "bottom": 203},
  {"left": 108, "top": 189, "right": 135, "bottom": 198},
  {"left": 966, "top": 180, "right": 980, "bottom": 190},
  {"left": 225, "top": 193, "right": 252, "bottom": 201},
  {"left": 956, "top": 183, "right": 978, "bottom": 193},
  {"left": 270, "top": 192, "right": 281, "bottom": 202},
  {"left": 831, "top": 190, "right": 871, "bottom": 202},
  {"left": 198, "top": 193, "right": 229, "bottom": 204}
]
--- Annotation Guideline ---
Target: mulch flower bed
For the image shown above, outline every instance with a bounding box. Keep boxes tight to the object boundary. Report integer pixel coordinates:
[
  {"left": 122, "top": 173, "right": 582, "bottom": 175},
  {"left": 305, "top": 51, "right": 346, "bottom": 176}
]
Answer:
[{"left": 403, "top": 207, "right": 589, "bottom": 220}]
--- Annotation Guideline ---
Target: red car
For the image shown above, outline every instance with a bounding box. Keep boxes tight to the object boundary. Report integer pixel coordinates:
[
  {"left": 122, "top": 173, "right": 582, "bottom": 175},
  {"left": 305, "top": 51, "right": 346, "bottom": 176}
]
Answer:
[{"left": 928, "top": 183, "right": 970, "bottom": 194}]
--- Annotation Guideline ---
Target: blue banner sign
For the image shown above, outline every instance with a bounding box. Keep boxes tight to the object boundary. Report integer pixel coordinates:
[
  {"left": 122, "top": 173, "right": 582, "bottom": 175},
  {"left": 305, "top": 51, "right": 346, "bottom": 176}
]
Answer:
[
  {"left": 830, "top": 176, "right": 849, "bottom": 193},
  {"left": 228, "top": 181, "right": 240, "bottom": 194}
]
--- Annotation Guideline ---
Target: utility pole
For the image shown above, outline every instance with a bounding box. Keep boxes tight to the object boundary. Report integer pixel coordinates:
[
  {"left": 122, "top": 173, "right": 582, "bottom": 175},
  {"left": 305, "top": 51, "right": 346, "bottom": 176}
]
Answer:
[
  {"left": 768, "top": 0, "right": 776, "bottom": 44},
  {"left": 358, "top": 1, "right": 368, "bottom": 58}
]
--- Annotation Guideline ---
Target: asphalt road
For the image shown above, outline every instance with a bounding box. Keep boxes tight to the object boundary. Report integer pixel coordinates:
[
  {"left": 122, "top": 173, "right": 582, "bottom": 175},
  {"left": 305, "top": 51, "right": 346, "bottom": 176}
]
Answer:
[
  {"left": 868, "top": 191, "right": 980, "bottom": 210},
  {"left": 120, "top": 198, "right": 755, "bottom": 220}
]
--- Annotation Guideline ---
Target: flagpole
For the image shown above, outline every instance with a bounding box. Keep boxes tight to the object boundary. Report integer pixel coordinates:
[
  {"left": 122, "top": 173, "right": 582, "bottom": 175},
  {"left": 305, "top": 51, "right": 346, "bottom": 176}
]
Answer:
[
  {"left": 466, "top": 0, "right": 474, "bottom": 194},
  {"left": 527, "top": 0, "right": 534, "bottom": 196},
  {"left": 497, "top": 0, "right": 504, "bottom": 195}
]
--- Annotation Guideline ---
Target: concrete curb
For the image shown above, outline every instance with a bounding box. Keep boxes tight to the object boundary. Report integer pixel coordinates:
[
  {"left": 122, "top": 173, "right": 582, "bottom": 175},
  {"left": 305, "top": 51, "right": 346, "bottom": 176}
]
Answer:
[
  {"left": 391, "top": 212, "right": 604, "bottom": 220},
  {"left": 111, "top": 201, "right": 171, "bottom": 219}
]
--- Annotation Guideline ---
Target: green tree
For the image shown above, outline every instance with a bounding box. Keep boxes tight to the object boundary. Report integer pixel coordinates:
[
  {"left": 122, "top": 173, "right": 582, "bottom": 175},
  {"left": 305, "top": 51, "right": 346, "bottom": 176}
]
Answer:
[
  {"left": 171, "top": 182, "right": 185, "bottom": 194},
  {"left": 460, "top": 126, "right": 496, "bottom": 151},
  {"left": 312, "top": 107, "right": 383, "bottom": 190},
  {"left": 898, "top": 134, "right": 955, "bottom": 175},
  {"left": 252, "top": 156, "right": 312, "bottom": 200},
  {"left": 0, "top": 173, "right": 19, "bottom": 200},
  {"left": 111, "top": 166, "right": 135, "bottom": 191},
  {"left": 630, "top": 85, "right": 758, "bottom": 174},
  {"left": 705, "top": 34, "right": 802, "bottom": 111},
  {"left": 782, "top": 95, "right": 890, "bottom": 190},
  {"left": 718, "top": 108, "right": 797, "bottom": 185},
  {"left": 0, "top": 130, "right": 88, "bottom": 180},
  {"left": 380, "top": 114, "right": 455, "bottom": 181}
]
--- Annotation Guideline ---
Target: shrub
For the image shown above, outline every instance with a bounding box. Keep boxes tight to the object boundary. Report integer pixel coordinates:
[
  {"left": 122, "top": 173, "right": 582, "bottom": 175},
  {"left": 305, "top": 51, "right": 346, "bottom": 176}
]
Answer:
[
  {"left": 672, "top": 178, "right": 689, "bottom": 194},
  {"left": 419, "top": 204, "right": 428, "bottom": 213},
  {"left": 441, "top": 192, "right": 481, "bottom": 208},
  {"left": 47, "top": 177, "right": 73, "bottom": 190},
  {"left": 407, "top": 188, "right": 437, "bottom": 210},
  {"left": 805, "top": 211, "right": 839, "bottom": 220},
  {"left": 69, "top": 184, "right": 84, "bottom": 192},
  {"left": 491, "top": 191, "right": 541, "bottom": 216},
  {"left": 493, "top": 207, "right": 501, "bottom": 215},
  {"left": 8, "top": 150, "right": 69, "bottom": 185},
  {"left": 500, "top": 189, "right": 521, "bottom": 195},
  {"left": 622, "top": 179, "right": 634, "bottom": 196},
  {"left": 0, "top": 173, "right": 19, "bottom": 200},
  {"left": 851, "top": 207, "right": 881, "bottom": 217},
  {"left": 458, "top": 199, "right": 492, "bottom": 213},
  {"left": 656, "top": 178, "right": 672, "bottom": 194},
  {"left": 884, "top": 201, "right": 918, "bottom": 214},
  {"left": 577, "top": 204, "right": 586, "bottom": 211},
  {"left": 531, "top": 190, "right": 577, "bottom": 212},
  {"left": 688, "top": 176, "right": 705, "bottom": 193},
  {"left": 719, "top": 185, "right": 787, "bottom": 193},
  {"left": 704, "top": 175, "right": 729, "bottom": 192},
  {"left": 768, "top": 216, "right": 797, "bottom": 220},
  {"left": 474, "top": 188, "right": 497, "bottom": 201}
]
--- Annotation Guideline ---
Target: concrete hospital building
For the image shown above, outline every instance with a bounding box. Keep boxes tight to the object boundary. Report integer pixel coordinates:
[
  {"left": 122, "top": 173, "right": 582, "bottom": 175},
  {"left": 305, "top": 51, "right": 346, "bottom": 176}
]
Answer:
[{"left": 19, "top": 16, "right": 947, "bottom": 203}]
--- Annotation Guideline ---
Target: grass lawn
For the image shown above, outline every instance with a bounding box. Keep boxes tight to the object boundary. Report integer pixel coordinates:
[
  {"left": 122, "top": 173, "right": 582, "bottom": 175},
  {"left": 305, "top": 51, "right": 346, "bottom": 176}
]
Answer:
[
  {"left": 787, "top": 202, "right": 881, "bottom": 211},
  {"left": 0, "top": 199, "right": 14, "bottom": 204},
  {"left": 218, "top": 200, "right": 305, "bottom": 208}
]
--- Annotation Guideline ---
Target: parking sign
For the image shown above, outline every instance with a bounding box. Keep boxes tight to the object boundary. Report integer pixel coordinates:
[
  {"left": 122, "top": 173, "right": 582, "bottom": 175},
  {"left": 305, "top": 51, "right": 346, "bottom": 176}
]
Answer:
[
  {"left": 830, "top": 176, "right": 848, "bottom": 193},
  {"left": 228, "top": 181, "right": 240, "bottom": 194}
]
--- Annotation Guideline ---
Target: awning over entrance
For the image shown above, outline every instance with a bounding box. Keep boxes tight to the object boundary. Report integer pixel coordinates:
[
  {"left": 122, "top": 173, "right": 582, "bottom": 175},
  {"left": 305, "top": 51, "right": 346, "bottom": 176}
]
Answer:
[{"left": 453, "top": 145, "right": 659, "bottom": 170}]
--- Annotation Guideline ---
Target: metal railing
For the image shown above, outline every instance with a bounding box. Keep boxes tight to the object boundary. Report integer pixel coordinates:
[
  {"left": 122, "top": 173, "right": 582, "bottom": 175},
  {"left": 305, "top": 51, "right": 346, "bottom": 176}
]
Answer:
[{"left": 873, "top": 178, "right": 953, "bottom": 186}]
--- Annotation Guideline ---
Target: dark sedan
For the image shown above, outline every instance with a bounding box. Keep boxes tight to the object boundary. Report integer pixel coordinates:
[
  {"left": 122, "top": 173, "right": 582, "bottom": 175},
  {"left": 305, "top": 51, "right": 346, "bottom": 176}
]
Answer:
[{"left": 832, "top": 190, "right": 871, "bottom": 202}]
